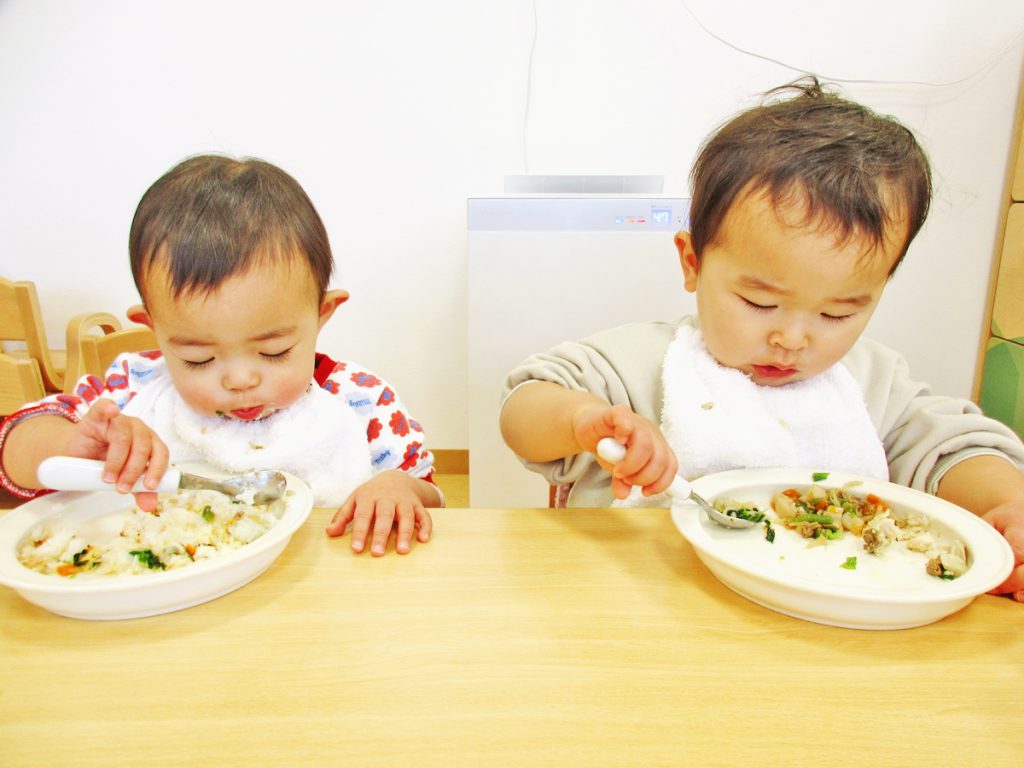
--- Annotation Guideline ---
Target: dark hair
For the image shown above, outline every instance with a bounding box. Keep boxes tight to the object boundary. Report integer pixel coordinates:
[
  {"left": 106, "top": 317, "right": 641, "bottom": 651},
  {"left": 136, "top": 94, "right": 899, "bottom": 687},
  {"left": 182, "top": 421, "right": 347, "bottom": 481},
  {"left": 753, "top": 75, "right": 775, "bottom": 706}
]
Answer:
[
  {"left": 688, "top": 77, "right": 932, "bottom": 274},
  {"left": 129, "top": 154, "right": 333, "bottom": 301}
]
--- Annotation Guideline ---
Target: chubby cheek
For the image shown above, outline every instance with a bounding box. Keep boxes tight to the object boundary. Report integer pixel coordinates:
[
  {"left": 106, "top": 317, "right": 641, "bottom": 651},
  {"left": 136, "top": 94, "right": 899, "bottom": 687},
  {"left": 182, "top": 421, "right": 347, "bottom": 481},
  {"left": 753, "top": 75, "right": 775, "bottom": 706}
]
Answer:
[
  {"left": 820, "top": 324, "right": 865, "bottom": 367},
  {"left": 706, "top": 327, "right": 757, "bottom": 369},
  {"left": 262, "top": 361, "right": 317, "bottom": 409},
  {"left": 699, "top": 301, "right": 759, "bottom": 366},
  {"left": 266, "top": 376, "right": 311, "bottom": 409},
  {"left": 172, "top": 379, "right": 224, "bottom": 417}
]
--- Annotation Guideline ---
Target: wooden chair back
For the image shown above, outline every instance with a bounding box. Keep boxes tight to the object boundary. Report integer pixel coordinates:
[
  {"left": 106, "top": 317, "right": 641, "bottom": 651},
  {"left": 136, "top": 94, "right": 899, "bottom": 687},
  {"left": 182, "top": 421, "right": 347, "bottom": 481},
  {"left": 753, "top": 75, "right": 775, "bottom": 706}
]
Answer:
[
  {"left": 0, "top": 351, "right": 46, "bottom": 416},
  {"left": 0, "top": 277, "right": 66, "bottom": 392},
  {"left": 63, "top": 317, "right": 158, "bottom": 393}
]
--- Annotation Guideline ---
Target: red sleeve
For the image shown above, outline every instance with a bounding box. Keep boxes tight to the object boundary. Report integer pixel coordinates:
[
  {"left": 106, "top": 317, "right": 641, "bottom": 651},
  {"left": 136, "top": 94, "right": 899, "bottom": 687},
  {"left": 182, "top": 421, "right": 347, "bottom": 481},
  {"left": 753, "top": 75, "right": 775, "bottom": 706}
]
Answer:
[
  {"left": 0, "top": 402, "right": 79, "bottom": 499},
  {"left": 313, "top": 352, "right": 341, "bottom": 388}
]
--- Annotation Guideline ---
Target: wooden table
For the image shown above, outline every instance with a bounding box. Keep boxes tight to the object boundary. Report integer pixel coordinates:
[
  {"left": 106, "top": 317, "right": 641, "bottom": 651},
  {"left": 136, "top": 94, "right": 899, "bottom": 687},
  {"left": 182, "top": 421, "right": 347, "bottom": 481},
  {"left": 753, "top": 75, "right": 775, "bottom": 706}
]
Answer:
[{"left": 2, "top": 506, "right": 1023, "bottom": 766}]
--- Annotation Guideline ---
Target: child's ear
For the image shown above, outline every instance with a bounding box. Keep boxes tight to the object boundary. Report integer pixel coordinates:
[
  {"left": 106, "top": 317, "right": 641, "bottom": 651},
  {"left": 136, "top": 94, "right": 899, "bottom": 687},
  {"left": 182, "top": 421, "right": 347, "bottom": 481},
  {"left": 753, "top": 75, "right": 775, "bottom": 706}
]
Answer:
[
  {"left": 317, "top": 289, "right": 349, "bottom": 329},
  {"left": 675, "top": 232, "right": 700, "bottom": 293},
  {"left": 126, "top": 304, "right": 155, "bottom": 329}
]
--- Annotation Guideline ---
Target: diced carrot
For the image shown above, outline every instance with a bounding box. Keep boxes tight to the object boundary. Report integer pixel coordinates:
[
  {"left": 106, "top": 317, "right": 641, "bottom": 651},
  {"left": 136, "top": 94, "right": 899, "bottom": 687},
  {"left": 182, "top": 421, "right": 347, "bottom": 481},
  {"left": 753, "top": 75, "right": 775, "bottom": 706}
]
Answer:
[{"left": 56, "top": 563, "right": 79, "bottom": 577}]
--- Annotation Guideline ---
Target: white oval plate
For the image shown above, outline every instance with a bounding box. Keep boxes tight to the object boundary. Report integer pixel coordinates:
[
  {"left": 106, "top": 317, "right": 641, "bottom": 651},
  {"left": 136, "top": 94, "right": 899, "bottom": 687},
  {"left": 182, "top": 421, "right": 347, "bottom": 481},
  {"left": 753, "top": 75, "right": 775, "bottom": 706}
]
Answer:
[
  {"left": 671, "top": 468, "right": 1014, "bottom": 630},
  {"left": 0, "top": 465, "right": 313, "bottom": 620}
]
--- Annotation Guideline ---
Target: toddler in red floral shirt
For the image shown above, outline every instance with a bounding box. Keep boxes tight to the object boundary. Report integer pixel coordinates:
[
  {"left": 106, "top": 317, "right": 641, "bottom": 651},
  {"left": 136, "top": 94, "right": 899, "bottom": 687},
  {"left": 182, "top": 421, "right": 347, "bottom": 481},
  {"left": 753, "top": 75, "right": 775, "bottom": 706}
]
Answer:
[{"left": 0, "top": 155, "right": 439, "bottom": 556}]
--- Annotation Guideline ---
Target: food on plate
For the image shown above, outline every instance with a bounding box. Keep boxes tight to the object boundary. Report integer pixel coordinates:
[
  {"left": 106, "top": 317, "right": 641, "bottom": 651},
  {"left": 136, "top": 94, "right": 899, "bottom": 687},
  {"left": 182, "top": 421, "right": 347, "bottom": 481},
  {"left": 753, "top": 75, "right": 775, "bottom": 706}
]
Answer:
[
  {"left": 769, "top": 482, "right": 968, "bottom": 580},
  {"left": 713, "top": 499, "right": 774, "bottom": 541},
  {"left": 712, "top": 500, "right": 766, "bottom": 523},
  {"left": 17, "top": 489, "right": 286, "bottom": 578}
]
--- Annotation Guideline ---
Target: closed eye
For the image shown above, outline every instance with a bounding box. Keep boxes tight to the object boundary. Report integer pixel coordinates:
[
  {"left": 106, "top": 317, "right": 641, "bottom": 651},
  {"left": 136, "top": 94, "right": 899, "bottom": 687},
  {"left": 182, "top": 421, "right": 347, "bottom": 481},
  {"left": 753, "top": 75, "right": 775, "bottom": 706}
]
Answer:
[
  {"left": 821, "top": 312, "right": 855, "bottom": 323},
  {"left": 740, "top": 296, "right": 775, "bottom": 312},
  {"left": 261, "top": 347, "right": 294, "bottom": 362},
  {"left": 181, "top": 358, "right": 214, "bottom": 369}
]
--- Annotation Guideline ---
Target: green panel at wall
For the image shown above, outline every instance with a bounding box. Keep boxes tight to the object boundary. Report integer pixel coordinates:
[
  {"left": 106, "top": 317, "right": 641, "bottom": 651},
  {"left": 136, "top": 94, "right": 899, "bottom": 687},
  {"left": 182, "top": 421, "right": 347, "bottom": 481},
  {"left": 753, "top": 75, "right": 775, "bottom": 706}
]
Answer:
[{"left": 980, "top": 337, "right": 1024, "bottom": 439}]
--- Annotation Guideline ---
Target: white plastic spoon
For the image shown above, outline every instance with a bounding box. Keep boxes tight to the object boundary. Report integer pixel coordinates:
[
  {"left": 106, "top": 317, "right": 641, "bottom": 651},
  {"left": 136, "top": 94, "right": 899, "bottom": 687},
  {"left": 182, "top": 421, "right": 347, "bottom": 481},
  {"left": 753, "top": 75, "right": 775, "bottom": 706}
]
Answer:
[
  {"left": 37, "top": 456, "right": 287, "bottom": 504},
  {"left": 595, "top": 437, "right": 758, "bottom": 529}
]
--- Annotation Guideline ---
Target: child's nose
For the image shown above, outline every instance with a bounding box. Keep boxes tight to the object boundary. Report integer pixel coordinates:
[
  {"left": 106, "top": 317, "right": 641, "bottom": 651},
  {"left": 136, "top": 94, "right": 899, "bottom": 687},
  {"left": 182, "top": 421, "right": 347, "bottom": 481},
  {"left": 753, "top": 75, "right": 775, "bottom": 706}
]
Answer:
[
  {"left": 768, "top": 320, "right": 808, "bottom": 351},
  {"left": 222, "top": 366, "right": 260, "bottom": 392}
]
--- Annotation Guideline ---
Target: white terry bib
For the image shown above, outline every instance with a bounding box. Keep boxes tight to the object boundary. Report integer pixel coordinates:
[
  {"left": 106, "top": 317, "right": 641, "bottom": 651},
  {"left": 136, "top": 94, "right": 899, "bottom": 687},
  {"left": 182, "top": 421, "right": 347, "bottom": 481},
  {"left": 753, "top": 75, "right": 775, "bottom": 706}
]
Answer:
[
  {"left": 660, "top": 324, "right": 888, "bottom": 483},
  {"left": 122, "top": 370, "right": 373, "bottom": 507}
]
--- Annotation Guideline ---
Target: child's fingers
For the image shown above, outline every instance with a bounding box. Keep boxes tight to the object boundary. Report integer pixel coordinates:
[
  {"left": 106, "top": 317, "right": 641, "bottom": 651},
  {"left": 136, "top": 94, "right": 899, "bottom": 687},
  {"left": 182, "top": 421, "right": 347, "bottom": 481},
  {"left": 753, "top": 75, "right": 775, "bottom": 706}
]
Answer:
[
  {"left": 370, "top": 502, "right": 396, "bottom": 557},
  {"left": 132, "top": 491, "right": 159, "bottom": 513},
  {"left": 100, "top": 422, "right": 134, "bottom": 484},
  {"left": 611, "top": 431, "right": 657, "bottom": 482},
  {"left": 416, "top": 507, "right": 433, "bottom": 542},
  {"left": 326, "top": 498, "right": 356, "bottom": 538},
  {"left": 577, "top": 404, "right": 635, "bottom": 456},
  {"left": 113, "top": 429, "right": 160, "bottom": 493},
  {"left": 642, "top": 445, "right": 679, "bottom": 495},
  {"left": 74, "top": 400, "right": 122, "bottom": 456},
  {"left": 610, "top": 476, "right": 633, "bottom": 500},
  {"left": 79, "top": 398, "right": 120, "bottom": 433},
  {"left": 394, "top": 502, "right": 417, "bottom": 554},
  {"left": 988, "top": 563, "right": 1024, "bottom": 598},
  {"left": 349, "top": 506, "right": 375, "bottom": 553},
  {"left": 622, "top": 448, "right": 672, "bottom": 491},
  {"left": 640, "top": 457, "right": 680, "bottom": 497},
  {"left": 141, "top": 436, "right": 171, "bottom": 491},
  {"left": 97, "top": 413, "right": 156, "bottom": 488}
]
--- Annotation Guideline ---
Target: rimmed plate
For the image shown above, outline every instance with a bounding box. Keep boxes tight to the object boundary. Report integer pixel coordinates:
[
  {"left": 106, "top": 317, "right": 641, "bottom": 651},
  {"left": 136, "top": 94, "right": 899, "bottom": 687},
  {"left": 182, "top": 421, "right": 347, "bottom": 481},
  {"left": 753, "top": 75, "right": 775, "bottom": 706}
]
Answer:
[
  {"left": 671, "top": 468, "right": 1014, "bottom": 630},
  {"left": 0, "top": 465, "right": 313, "bottom": 620}
]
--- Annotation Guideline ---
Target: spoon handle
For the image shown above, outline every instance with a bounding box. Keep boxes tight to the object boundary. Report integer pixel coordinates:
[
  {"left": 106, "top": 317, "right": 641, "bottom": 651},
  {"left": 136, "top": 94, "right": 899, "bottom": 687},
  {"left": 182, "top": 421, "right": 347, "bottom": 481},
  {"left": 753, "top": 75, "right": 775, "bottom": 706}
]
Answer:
[
  {"left": 37, "top": 456, "right": 181, "bottom": 494},
  {"left": 595, "top": 437, "right": 626, "bottom": 464},
  {"left": 595, "top": 438, "right": 694, "bottom": 500}
]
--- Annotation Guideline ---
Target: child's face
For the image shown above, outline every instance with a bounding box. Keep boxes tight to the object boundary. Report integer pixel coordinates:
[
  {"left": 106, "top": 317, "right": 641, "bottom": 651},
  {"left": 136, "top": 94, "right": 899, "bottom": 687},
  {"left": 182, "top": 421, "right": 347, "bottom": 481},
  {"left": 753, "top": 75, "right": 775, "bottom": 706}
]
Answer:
[
  {"left": 130, "top": 256, "right": 345, "bottom": 420},
  {"left": 677, "top": 188, "right": 906, "bottom": 387}
]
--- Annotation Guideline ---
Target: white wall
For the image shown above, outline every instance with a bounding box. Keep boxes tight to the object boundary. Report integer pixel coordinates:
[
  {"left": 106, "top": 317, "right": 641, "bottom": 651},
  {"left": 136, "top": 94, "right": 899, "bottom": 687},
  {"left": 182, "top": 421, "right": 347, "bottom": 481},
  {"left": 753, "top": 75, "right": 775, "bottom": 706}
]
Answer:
[{"left": 1, "top": 0, "right": 1022, "bottom": 449}]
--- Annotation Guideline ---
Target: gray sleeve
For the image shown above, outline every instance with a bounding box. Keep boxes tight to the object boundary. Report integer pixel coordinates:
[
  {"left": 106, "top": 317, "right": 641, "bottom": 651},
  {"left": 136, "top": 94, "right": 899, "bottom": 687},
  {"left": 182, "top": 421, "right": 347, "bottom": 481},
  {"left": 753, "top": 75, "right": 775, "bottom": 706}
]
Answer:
[
  {"left": 500, "top": 320, "right": 679, "bottom": 491},
  {"left": 844, "top": 337, "right": 1024, "bottom": 493}
]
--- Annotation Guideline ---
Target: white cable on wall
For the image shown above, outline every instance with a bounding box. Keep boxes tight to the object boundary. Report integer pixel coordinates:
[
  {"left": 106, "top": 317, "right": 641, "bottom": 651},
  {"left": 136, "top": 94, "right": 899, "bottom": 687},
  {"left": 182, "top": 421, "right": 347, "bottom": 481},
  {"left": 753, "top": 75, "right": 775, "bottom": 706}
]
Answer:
[
  {"left": 523, "top": 0, "right": 539, "bottom": 173},
  {"left": 520, "top": 0, "right": 1024, "bottom": 171},
  {"left": 676, "top": 0, "right": 1024, "bottom": 87}
]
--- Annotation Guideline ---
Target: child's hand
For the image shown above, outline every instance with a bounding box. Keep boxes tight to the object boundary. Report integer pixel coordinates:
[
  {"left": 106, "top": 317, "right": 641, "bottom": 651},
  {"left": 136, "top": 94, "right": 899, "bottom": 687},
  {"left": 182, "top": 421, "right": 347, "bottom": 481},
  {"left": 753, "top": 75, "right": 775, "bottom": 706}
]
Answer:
[
  {"left": 65, "top": 399, "right": 169, "bottom": 512},
  {"left": 573, "top": 403, "right": 678, "bottom": 500},
  {"left": 982, "top": 501, "right": 1024, "bottom": 602},
  {"left": 326, "top": 470, "right": 434, "bottom": 556}
]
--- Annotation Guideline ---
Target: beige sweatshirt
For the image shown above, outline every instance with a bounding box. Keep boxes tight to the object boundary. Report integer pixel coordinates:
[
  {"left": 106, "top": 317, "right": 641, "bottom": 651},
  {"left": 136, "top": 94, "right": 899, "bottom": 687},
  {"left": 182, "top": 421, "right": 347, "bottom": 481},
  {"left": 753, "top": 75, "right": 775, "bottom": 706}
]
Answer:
[{"left": 502, "top": 316, "right": 1024, "bottom": 507}]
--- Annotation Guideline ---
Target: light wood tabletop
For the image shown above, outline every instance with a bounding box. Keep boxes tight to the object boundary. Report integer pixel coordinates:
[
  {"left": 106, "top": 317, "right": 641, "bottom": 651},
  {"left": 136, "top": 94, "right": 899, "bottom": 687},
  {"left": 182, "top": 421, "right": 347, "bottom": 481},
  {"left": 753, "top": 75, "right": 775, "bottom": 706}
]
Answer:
[{"left": 2, "top": 505, "right": 1023, "bottom": 767}]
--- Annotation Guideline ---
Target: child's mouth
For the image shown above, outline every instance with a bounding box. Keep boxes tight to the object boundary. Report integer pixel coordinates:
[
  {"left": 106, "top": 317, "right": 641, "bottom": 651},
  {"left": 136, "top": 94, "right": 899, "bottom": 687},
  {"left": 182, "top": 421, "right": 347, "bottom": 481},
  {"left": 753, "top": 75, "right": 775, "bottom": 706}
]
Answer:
[
  {"left": 752, "top": 364, "right": 797, "bottom": 379},
  {"left": 229, "top": 406, "right": 265, "bottom": 421}
]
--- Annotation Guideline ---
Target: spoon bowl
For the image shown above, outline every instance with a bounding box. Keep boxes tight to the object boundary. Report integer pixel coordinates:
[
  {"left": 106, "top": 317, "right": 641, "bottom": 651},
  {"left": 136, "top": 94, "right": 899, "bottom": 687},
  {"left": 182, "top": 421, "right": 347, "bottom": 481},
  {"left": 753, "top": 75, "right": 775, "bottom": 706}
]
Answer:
[{"left": 179, "top": 468, "right": 288, "bottom": 505}]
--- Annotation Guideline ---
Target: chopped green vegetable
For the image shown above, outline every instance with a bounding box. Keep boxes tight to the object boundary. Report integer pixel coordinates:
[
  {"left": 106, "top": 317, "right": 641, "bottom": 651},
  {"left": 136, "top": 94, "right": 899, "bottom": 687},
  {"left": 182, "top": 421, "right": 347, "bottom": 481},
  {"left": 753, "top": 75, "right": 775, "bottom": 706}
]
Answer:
[
  {"left": 841, "top": 556, "right": 857, "bottom": 570},
  {"left": 201, "top": 505, "right": 215, "bottom": 522},
  {"left": 793, "top": 513, "right": 835, "bottom": 526},
  {"left": 841, "top": 500, "right": 860, "bottom": 516},
  {"left": 71, "top": 547, "right": 100, "bottom": 570},
  {"left": 129, "top": 549, "right": 166, "bottom": 570},
  {"left": 713, "top": 499, "right": 767, "bottom": 522},
  {"left": 725, "top": 506, "right": 766, "bottom": 523},
  {"left": 812, "top": 471, "right": 830, "bottom": 482},
  {"left": 763, "top": 519, "right": 775, "bottom": 543}
]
